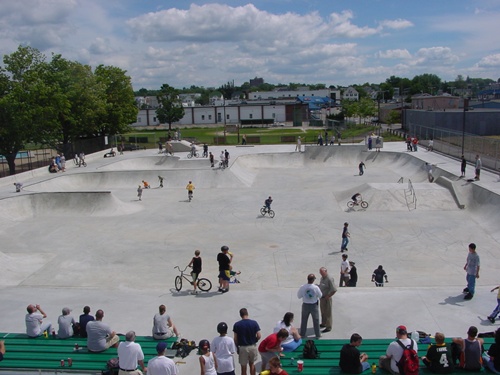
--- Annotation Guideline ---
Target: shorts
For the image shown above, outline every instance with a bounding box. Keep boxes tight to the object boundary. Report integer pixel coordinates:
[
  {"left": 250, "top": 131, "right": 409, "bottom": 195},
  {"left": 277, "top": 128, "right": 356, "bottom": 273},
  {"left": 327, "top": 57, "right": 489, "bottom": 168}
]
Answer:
[
  {"left": 219, "top": 270, "right": 230, "bottom": 281},
  {"left": 153, "top": 327, "right": 174, "bottom": 340},
  {"left": 238, "top": 345, "right": 258, "bottom": 365},
  {"left": 191, "top": 272, "right": 199, "bottom": 281}
]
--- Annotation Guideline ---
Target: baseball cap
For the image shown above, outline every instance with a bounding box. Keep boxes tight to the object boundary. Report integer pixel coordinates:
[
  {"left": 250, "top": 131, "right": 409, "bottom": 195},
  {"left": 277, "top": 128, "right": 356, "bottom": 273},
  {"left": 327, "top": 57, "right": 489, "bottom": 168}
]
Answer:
[
  {"left": 397, "top": 325, "right": 407, "bottom": 334},
  {"left": 156, "top": 342, "right": 167, "bottom": 353}
]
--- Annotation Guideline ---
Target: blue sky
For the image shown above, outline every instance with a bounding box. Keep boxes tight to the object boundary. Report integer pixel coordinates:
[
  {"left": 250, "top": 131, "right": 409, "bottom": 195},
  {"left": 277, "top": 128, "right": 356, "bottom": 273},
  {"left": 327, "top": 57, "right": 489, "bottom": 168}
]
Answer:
[{"left": 0, "top": 1, "right": 499, "bottom": 90}]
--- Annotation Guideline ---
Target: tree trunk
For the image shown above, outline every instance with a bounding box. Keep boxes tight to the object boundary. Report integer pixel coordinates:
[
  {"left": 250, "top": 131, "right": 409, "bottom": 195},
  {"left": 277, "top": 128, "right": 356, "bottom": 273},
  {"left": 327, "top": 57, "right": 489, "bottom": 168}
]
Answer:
[{"left": 5, "top": 153, "right": 17, "bottom": 175}]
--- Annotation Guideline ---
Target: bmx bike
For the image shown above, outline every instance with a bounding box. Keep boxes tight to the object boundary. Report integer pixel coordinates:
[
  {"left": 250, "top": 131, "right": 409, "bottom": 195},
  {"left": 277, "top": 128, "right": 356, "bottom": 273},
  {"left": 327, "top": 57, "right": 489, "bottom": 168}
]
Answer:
[
  {"left": 103, "top": 151, "right": 116, "bottom": 158},
  {"left": 347, "top": 200, "right": 369, "bottom": 209},
  {"left": 174, "top": 266, "right": 212, "bottom": 292},
  {"left": 260, "top": 206, "right": 275, "bottom": 218},
  {"left": 187, "top": 151, "right": 199, "bottom": 159}
]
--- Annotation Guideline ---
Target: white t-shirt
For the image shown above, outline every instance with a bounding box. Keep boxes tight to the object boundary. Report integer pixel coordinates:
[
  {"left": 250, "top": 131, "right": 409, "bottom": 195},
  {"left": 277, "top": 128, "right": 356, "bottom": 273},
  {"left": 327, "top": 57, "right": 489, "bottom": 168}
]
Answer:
[
  {"left": 25, "top": 312, "right": 43, "bottom": 337},
  {"left": 117, "top": 341, "right": 144, "bottom": 371},
  {"left": 212, "top": 335, "right": 236, "bottom": 373},
  {"left": 148, "top": 355, "right": 178, "bottom": 375},
  {"left": 273, "top": 321, "right": 294, "bottom": 345},
  {"left": 297, "top": 283, "right": 322, "bottom": 304},
  {"left": 153, "top": 313, "right": 171, "bottom": 335},
  {"left": 386, "top": 338, "right": 418, "bottom": 373}
]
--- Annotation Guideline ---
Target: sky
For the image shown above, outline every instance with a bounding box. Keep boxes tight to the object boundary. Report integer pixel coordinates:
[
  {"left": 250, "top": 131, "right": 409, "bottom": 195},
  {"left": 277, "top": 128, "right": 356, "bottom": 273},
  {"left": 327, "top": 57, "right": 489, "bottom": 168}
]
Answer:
[{"left": 0, "top": 0, "right": 499, "bottom": 90}]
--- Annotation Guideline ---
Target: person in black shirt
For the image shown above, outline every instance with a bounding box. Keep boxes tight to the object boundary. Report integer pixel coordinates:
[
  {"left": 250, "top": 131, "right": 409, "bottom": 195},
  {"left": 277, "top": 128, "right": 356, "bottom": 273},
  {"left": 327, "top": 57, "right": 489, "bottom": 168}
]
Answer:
[
  {"left": 217, "top": 246, "right": 231, "bottom": 293},
  {"left": 422, "top": 332, "right": 454, "bottom": 373},
  {"left": 347, "top": 261, "right": 358, "bottom": 287},
  {"left": 340, "top": 333, "right": 370, "bottom": 373}
]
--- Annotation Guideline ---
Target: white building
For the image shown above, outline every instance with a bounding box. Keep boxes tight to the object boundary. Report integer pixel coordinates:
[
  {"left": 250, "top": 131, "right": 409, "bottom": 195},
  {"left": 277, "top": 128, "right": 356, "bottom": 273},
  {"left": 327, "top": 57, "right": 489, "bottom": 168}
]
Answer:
[{"left": 342, "top": 87, "right": 359, "bottom": 101}]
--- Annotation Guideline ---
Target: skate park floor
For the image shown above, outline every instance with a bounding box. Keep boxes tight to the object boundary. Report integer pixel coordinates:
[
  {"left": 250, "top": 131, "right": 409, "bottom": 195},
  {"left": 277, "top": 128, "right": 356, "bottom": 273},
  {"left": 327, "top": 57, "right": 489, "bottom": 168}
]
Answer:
[{"left": 0, "top": 141, "right": 499, "bottom": 374}]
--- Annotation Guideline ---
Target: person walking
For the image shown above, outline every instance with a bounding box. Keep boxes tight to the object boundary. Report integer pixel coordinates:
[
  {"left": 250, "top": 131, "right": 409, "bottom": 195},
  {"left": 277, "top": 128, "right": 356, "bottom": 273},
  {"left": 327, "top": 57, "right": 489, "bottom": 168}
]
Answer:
[
  {"left": 297, "top": 273, "right": 323, "bottom": 339},
  {"left": 137, "top": 185, "right": 143, "bottom": 201},
  {"left": 339, "top": 254, "right": 350, "bottom": 287},
  {"left": 187, "top": 250, "right": 202, "bottom": 295},
  {"left": 372, "top": 265, "right": 388, "bottom": 287},
  {"left": 318, "top": 267, "right": 337, "bottom": 333},
  {"left": 463, "top": 243, "right": 480, "bottom": 300},
  {"left": 295, "top": 136, "right": 302, "bottom": 152},
  {"left": 186, "top": 181, "right": 195, "bottom": 201},
  {"left": 209, "top": 152, "right": 214, "bottom": 167},
  {"left": 341, "top": 222, "right": 350, "bottom": 252},
  {"left": 461, "top": 155, "right": 467, "bottom": 178},
  {"left": 487, "top": 285, "right": 500, "bottom": 323}
]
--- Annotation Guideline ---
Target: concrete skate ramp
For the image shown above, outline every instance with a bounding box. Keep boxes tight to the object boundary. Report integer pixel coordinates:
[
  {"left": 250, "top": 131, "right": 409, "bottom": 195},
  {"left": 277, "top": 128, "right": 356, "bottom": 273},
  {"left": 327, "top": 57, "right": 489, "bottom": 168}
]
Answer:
[
  {"left": 0, "top": 192, "right": 141, "bottom": 220},
  {"left": 25, "top": 169, "right": 250, "bottom": 191},
  {"left": 98, "top": 155, "right": 211, "bottom": 170},
  {"left": 337, "top": 182, "right": 460, "bottom": 211}
]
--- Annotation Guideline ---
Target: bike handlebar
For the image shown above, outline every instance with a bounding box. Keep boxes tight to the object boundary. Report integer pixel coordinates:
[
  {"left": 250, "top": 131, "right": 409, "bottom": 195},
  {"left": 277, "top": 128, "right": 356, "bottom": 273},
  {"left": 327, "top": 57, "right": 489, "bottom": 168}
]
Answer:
[{"left": 174, "top": 265, "right": 189, "bottom": 272}]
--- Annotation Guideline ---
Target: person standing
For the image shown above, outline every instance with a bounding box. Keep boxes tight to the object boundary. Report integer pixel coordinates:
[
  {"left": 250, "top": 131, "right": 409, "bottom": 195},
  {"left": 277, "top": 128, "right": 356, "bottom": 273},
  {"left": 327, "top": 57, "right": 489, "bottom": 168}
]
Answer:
[
  {"left": 209, "top": 152, "right": 214, "bottom": 167},
  {"left": 348, "top": 261, "right": 358, "bottom": 287},
  {"left": 217, "top": 246, "right": 231, "bottom": 293},
  {"left": 147, "top": 342, "right": 178, "bottom": 375},
  {"left": 117, "top": 331, "right": 146, "bottom": 375},
  {"left": 461, "top": 155, "right": 466, "bottom": 177},
  {"left": 199, "top": 339, "right": 218, "bottom": 375},
  {"left": 224, "top": 150, "right": 230, "bottom": 168},
  {"left": 341, "top": 222, "right": 350, "bottom": 252},
  {"left": 212, "top": 322, "right": 237, "bottom": 375},
  {"left": 339, "top": 254, "right": 350, "bottom": 287},
  {"left": 318, "top": 267, "right": 337, "bottom": 333},
  {"left": 242, "top": 134, "right": 247, "bottom": 145},
  {"left": 297, "top": 273, "right": 323, "bottom": 339},
  {"left": 137, "top": 185, "right": 143, "bottom": 201},
  {"left": 25, "top": 304, "right": 52, "bottom": 338},
  {"left": 295, "top": 136, "right": 302, "bottom": 152},
  {"left": 203, "top": 144, "right": 208, "bottom": 158},
  {"left": 474, "top": 154, "right": 482, "bottom": 180},
  {"left": 158, "top": 176, "right": 164, "bottom": 188},
  {"left": 426, "top": 163, "right": 434, "bottom": 182},
  {"left": 186, "top": 181, "right": 195, "bottom": 201},
  {"left": 187, "top": 250, "right": 202, "bottom": 294},
  {"left": 463, "top": 243, "right": 480, "bottom": 300},
  {"left": 233, "top": 308, "right": 261, "bottom": 375},
  {"left": 368, "top": 136, "right": 373, "bottom": 150}
]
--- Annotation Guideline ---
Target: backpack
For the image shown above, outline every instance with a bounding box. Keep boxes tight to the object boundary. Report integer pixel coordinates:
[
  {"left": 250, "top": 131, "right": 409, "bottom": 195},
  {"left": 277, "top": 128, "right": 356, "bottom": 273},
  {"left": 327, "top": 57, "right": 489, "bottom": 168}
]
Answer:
[
  {"left": 302, "top": 339, "right": 319, "bottom": 359},
  {"left": 172, "top": 339, "right": 197, "bottom": 358},
  {"left": 396, "top": 340, "right": 419, "bottom": 375}
]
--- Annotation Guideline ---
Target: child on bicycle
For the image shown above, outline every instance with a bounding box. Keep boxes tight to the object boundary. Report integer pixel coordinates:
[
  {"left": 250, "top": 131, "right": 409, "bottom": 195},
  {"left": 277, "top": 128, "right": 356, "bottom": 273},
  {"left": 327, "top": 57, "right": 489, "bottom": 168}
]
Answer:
[
  {"left": 351, "top": 193, "right": 361, "bottom": 205},
  {"left": 187, "top": 250, "right": 202, "bottom": 295},
  {"left": 142, "top": 180, "right": 150, "bottom": 189},
  {"left": 186, "top": 181, "right": 195, "bottom": 200},
  {"left": 265, "top": 196, "right": 273, "bottom": 212}
]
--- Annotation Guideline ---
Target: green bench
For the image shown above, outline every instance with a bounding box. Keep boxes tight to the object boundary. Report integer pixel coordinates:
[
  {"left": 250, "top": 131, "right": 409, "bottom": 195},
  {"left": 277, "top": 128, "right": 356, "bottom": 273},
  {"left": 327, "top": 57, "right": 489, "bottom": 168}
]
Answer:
[
  {"left": 0, "top": 332, "right": 178, "bottom": 373},
  {"left": 280, "top": 338, "right": 495, "bottom": 375}
]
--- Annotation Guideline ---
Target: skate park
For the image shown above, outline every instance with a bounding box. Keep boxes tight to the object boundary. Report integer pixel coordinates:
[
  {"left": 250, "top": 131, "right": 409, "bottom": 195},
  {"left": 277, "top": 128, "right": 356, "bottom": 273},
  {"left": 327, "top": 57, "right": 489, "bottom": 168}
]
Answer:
[{"left": 0, "top": 141, "right": 499, "bottom": 374}]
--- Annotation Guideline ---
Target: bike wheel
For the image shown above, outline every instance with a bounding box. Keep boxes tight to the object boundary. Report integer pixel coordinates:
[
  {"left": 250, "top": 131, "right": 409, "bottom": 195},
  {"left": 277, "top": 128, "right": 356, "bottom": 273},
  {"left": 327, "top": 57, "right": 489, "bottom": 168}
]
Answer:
[
  {"left": 174, "top": 276, "right": 182, "bottom": 292},
  {"left": 187, "top": 153, "right": 192, "bottom": 159},
  {"left": 197, "top": 278, "right": 212, "bottom": 292},
  {"left": 195, "top": 152, "right": 200, "bottom": 158},
  {"left": 268, "top": 210, "right": 275, "bottom": 218},
  {"left": 361, "top": 201, "right": 369, "bottom": 208},
  {"left": 260, "top": 207, "right": 266, "bottom": 216},
  {"left": 347, "top": 201, "right": 354, "bottom": 208}
]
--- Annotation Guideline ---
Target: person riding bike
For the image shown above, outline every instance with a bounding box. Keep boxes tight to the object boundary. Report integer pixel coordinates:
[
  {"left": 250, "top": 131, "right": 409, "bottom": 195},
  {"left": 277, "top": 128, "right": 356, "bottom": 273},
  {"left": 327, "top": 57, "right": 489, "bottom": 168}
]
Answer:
[
  {"left": 186, "top": 181, "right": 195, "bottom": 201},
  {"left": 264, "top": 196, "right": 273, "bottom": 212},
  {"left": 190, "top": 143, "right": 197, "bottom": 157},
  {"left": 351, "top": 193, "right": 362, "bottom": 205}
]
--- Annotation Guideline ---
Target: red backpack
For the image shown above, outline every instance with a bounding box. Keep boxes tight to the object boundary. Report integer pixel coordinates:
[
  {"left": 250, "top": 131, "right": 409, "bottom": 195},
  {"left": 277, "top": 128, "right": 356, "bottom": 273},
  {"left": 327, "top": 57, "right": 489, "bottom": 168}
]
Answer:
[{"left": 396, "top": 340, "right": 420, "bottom": 375}]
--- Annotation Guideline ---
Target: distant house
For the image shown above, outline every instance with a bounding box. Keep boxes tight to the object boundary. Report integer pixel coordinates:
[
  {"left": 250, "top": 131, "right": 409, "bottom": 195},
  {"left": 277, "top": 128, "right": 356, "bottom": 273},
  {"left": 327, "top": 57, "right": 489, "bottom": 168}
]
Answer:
[
  {"left": 343, "top": 87, "right": 359, "bottom": 101},
  {"left": 249, "top": 77, "right": 264, "bottom": 87}
]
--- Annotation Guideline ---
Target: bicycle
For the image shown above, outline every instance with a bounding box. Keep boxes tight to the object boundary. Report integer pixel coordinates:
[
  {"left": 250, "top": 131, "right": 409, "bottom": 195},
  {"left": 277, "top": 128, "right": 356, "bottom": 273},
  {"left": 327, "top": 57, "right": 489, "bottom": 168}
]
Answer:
[
  {"left": 187, "top": 151, "right": 199, "bottom": 159},
  {"left": 347, "top": 200, "right": 369, "bottom": 209},
  {"left": 260, "top": 206, "right": 275, "bottom": 218},
  {"left": 174, "top": 266, "right": 212, "bottom": 292}
]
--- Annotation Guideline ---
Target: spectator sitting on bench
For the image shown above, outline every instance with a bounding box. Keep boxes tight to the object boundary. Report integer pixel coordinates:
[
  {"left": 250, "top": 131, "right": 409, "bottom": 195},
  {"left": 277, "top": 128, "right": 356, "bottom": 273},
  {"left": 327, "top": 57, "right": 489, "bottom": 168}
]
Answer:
[
  {"left": 422, "top": 332, "right": 454, "bottom": 373},
  {"left": 340, "top": 333, "right": 370, "bottom": 374},
  {"left": 79, "top": 305, "right": 95, "bottom": 338},
  {"left": 57, "top": 307, "right": 76, "bottom": 339},
  {"left": 25, "top": 304, "right": 52, "bottom": 338},
  {"left": 379, "top": 325, "right": 418, "bottom": 374},
  {"left": 86, "top": 309, "right": 119, "bottom": 352},
  {"left": 0, "top": 340, "right": 5, "bottom": 361},
  {"left": 452, "top": 326, "right": 483, "bottom": 371}
]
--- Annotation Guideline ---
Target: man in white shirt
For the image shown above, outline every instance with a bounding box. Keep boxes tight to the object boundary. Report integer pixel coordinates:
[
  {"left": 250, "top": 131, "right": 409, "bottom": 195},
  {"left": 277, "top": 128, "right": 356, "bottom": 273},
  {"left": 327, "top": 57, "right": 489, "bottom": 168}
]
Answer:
[
  {"left": 117, "top": 331, "right": 146, "bottom": 375},
  {"left": 297, "top": 273, "right": 323, "bottom": 339},
  {"left": 340, "top": 254, "right": 351, "bottom": 287},
  {"left": 379, "top": 325, "right": 418, "bottom": 374},
  {"left": 25, "top": 304, "right": 52, "bottom": 338},
  {"left": 148, "top": 342, "right": 178, "bottom": 375}
]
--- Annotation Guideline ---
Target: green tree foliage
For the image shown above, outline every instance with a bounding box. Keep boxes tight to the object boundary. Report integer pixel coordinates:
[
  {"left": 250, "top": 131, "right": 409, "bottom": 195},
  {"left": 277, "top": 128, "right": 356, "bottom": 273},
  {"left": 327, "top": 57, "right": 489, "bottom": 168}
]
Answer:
[
  {"left": 94, "top": 65, "right": 137, "bottom": 136},
  {"left": 156, "top": 84, "right": 185, "bottom": 130},
  {"left": 386, "top": 110, "right": 401, "bottom": 126},
  {"left": 411, "top": 73, "right": 441, "bottom": 95}
]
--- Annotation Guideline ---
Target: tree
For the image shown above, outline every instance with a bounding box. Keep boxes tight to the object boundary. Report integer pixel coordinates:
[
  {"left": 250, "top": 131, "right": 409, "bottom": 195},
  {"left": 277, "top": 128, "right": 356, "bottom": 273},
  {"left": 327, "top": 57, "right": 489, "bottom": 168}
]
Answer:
[
  {"left": 386, "top": 110, "right": 401, "bottom": 126},
  {"left": 94, "top": 65, "right": 137, "bottom": 137},
  {"left": 358, "top": 97, "right": 377, "bottom": 124},
  {"left": 156, "top": 84, "right": 185, "bottom": 130},
  {"left": 0, "top": 46, "right": 58, "bottom": 175}
]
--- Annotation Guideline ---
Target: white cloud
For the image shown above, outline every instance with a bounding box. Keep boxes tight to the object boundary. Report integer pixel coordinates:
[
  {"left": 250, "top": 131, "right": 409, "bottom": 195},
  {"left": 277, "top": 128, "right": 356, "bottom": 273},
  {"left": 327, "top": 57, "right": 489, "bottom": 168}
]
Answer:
[
  {"left": 412, "top": 47, "right": 459, "bottom": 66},
  {"left": 377, "top": 49, "right": 412, "bottom": 59},
  {"left": 379, "top": 19, "right": 414, "bottom": 30},
  {"left": 477, "top": 54, "right": 500, "bottom": 67}
]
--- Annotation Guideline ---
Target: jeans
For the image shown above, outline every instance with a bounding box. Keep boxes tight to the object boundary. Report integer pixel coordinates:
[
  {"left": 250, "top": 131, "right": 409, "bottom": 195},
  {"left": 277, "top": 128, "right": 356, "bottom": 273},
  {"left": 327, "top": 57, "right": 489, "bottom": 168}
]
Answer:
[
  {"left": 483, "top": 353, "right": 500, "bottom": 374},
  {"left": 489, "top": 299, "right": 500, "bottom": 319},
  {"left": 466, "top": 273, "right": 477, "bottom": 295},
  {"left": 341, "top": 237, "right": 349, "bottom": 250}
]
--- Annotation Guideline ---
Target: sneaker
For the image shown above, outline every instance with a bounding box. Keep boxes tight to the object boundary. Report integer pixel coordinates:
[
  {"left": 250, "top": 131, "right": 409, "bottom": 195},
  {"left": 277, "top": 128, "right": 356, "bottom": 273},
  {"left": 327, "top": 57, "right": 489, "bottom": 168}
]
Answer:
[
  {"left": 488, "top": 316, "right": 495, "bottom": 324},
  {"left": 218, "top": 287, "right": 223, "bottom": 292},
  {"left": 322, "top": 328, "right": 331, "bottom": 333},
  {"left": 221, "top": 289, "right": 228, "bottom": 293},
  {"left": 463, "top": 287, "right": 469, "bottom": 293},
  {"left": 320, "top": 324, "right": 326, "bottom": 328},
  {"left": 464, "top": 293, "right": 473, "bottom": 300}
]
